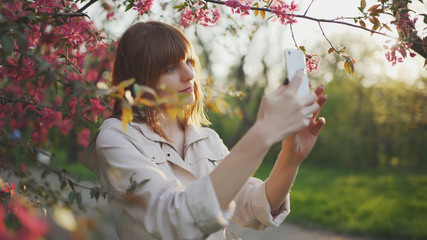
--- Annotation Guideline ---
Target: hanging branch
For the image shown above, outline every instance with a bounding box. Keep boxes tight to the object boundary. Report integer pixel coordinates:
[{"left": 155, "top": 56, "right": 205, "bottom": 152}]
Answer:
[
  {"left": 304, "top": 0, "right": 316, "bottom": 16},
  {"left": 289, "top": 24, "right": 299, "bottom": 49},
  {"left": 205, "top": 0, "right": 397, "bottom": 39},
  {"left": 318, "top": 22, "right": 337, "bottom": 52}
]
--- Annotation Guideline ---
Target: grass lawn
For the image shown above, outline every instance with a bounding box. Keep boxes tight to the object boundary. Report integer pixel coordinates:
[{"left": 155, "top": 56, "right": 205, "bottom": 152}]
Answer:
[{"left": 254, "top": 164, "right": 427, "bottom": 240}]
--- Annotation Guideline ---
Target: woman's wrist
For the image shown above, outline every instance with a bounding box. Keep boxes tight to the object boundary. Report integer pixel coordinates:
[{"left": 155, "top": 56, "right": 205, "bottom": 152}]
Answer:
[
  {"left": 252, "top": 120, "right": 277, "bottom": 149},
  {"left": 277, "top": 150, "right": 303, "bottom": 169}
]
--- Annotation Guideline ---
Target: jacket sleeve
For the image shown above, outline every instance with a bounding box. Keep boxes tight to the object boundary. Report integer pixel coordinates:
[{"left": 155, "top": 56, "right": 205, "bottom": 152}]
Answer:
[
  {"left": 95, "top": 123, "right": 233, "bottom": 240},
  {"left": 232, "top": 178, "right": 290, "bottom": 230},
  {"left": 207, "top": 129, "right": 291, "bottom": 230}
]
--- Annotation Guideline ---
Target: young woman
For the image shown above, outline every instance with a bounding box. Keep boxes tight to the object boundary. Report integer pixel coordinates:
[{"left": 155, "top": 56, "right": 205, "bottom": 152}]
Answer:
[{"left": 81, "top": 21, "right": 327, "bottom": 240}]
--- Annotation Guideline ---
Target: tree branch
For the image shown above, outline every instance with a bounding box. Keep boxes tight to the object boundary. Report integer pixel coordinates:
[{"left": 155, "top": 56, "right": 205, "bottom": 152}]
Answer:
[
  {"left": 77, "top": 0, "right": 98, "bottom": 13},
  {"left": 304, "top": 0, "right": 316, "bottom": 16},
  {"left": 318, "top": 22, "right": 337, "bottom": 52},
  {"left": 289, "top": 24, "right": 299, "bottom": 48},
  {"left": 205, "top": 0, "right": 397, "bottom": 39},
  {"left": 45, "top": 12, "right": 90, "bottom": 18}
]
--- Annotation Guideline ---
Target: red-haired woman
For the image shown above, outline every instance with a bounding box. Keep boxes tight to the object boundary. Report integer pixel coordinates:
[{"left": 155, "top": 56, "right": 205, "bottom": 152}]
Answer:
[{"left": 82, "top": 21, "right": 326, "bottom": 240}]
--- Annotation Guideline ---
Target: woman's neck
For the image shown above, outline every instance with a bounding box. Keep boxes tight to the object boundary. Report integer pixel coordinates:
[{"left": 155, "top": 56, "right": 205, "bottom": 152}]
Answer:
[{"left": 159, "top": 113, "right": 186, "bottom": 159}]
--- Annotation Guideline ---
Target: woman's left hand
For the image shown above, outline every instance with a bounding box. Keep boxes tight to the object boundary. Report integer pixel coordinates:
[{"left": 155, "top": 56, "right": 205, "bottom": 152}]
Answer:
[{"left": 280, "top": 85, "right": 327, "bottom": 165}]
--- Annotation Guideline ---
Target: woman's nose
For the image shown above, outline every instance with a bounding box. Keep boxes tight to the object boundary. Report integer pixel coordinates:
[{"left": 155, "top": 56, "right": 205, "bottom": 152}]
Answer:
[{"left": 181, "top": 62, "right": 194, "bottom": 82}]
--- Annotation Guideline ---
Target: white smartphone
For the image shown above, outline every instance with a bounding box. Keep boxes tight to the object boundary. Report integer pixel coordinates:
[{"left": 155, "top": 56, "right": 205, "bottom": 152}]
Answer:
[
  {"left": 284, "top": 49, "right": 310, "bottom": 97},
  {"left": 284, "top": 48, "right": 312, "bottom": 118}
]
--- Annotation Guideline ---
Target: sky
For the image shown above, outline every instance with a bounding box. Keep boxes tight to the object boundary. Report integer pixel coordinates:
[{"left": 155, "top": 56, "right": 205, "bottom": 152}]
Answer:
[{"left": 82, "top": 0, "right": 427, "bottom": 88}]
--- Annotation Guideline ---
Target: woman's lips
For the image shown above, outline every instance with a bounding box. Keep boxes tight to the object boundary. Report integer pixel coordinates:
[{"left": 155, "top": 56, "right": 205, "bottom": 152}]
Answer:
[{"left": 179, "top": 86, "right": 193, "bottom": 93}]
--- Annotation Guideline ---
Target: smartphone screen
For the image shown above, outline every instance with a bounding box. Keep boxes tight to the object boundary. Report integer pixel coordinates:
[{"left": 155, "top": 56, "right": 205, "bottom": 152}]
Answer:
[{"left": 284, "top": 49, "right": 310, "bottom": 97}]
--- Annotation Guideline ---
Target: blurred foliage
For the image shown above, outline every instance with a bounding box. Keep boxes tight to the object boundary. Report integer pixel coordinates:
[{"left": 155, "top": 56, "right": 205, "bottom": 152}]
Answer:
[
  {"left": 207, "top": 36, "right": 426, "bottom": 170},
  {"left": 284, "top": 165, "right": 427, "bottom": 240}
]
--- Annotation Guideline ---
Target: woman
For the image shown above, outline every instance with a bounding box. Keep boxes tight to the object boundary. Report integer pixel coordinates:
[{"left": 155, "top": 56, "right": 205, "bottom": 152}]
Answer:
[{"left": 81, "top": 21, "right": 327, "bottom": 240}]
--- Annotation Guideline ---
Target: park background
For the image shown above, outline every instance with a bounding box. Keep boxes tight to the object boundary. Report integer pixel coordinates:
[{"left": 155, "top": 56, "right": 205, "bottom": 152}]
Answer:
[{"left": 1, "top": 0, "right": 426, "bottom": 239}]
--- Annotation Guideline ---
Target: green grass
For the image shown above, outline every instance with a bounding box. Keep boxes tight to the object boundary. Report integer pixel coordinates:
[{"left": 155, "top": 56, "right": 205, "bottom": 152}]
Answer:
[
  {"left": 253, "top": 164, "right": 427, "bottom": 240},
  {"left": 51, "top": 149, "right": 98, "bottom": 181}
]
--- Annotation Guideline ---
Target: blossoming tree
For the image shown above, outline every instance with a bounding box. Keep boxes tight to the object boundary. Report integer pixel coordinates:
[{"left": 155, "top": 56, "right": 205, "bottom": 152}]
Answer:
[{"left": 0, "top": 0, "right": 426, "bottom": 238}]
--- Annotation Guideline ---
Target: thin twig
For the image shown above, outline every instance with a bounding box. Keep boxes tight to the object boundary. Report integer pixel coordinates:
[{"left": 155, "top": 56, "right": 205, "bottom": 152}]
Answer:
[
  {"left": 44, "top": 12, "right": 90, "bottom": 18},
  {"left": 0, "top": 96, "right": 62, "bottom": 110},
  {"left": 318, "top": 22, "right": 336, "bottom": 52},
  {"left": 77, "top": 0, "right": 98, "bottom": 13},
  {"left": 289, "top": 24, "right": 299, "bottom": 48},
  {"left": 304, "top": 0, "right": 315, "bottom": 16}
]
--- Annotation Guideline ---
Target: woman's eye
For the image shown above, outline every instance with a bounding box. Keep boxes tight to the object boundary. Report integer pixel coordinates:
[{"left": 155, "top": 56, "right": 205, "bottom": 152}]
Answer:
[{"left": 165, "top": 66, "right": 175, "bottom": 73}]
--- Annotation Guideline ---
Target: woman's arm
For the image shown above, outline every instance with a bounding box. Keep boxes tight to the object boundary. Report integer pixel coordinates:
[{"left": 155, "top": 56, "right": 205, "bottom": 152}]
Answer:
[
  {"left": 210, "top": 70, "right": 320, "bottom": 210},
  {"left": 265, "top": 85, "right": 327, "bottom": 213}
]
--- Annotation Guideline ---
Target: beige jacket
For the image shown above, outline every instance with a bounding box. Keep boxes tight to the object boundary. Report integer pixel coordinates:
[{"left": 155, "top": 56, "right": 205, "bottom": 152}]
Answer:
[{"left": 81, "top": 118, "right": 290, "bottom": 240}]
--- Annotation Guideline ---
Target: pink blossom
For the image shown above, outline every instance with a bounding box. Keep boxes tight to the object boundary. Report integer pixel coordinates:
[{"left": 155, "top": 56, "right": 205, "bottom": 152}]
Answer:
[
  {"left": 305, "top": 54, "right": 320, "bottom": 73},
  {"left": 78, "top": 128, "right": 91, "bottom": 147},
  {"left": 56, "top": 117, "right": 73, "bottom": 135},
  {"left": 12, "top": 200, "right": 50, "bottom": 239},
  {"left": 38, "top": 108, "right": 56, "bottom": 128},
  {"left": 0, "top": 206, "right": 5, "bottom": 235},
  {"left": 31, "top": 127, "right": 48, "bottom": 143},
  {"left": 224, "top": 0, "right": 252, "bottom": 16},
  {"left": 179, "top": 6, "right": 221, "bottom": 28},
  {"left": 106, "top": 11, "right": 115, "bottom": 20},
  {"left": 271, "top": 0, "right": 298, "bottom": 25},
  {"left": 1, "top": 182, "right": 15, "bottom": 195},
  {"left": 90, "top": 99, "right": 105, "bottom": 119},
  {"left": 133, "top": 0, "right": 154, "bottom": 15}
]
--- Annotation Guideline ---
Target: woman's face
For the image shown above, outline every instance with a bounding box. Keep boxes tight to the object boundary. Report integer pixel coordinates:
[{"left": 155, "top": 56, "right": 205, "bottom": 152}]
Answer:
[{"left": 157, "top": 58, "right": 196, "bottom": 105}]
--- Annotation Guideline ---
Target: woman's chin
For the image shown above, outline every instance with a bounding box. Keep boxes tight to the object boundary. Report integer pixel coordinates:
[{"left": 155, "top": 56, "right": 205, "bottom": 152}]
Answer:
[{"left": 178, "top": 92, "right": 195, "bottom": 105}]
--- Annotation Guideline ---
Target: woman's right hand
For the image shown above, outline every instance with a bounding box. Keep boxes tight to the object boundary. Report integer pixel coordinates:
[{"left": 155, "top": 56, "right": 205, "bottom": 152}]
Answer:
[{"left": 256, "top": 69, "right": 319, "bottom": 146}]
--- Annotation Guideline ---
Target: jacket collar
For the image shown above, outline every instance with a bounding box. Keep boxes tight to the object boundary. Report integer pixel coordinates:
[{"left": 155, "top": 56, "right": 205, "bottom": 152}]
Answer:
[{"left": 129, "top": 122, "right": 209, "bottom": 148}]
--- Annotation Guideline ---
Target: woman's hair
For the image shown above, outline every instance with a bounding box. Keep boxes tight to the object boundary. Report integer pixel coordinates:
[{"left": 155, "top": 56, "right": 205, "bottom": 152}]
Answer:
[{"left": 111, "top": 21, "right": 210, "bottom": 139}]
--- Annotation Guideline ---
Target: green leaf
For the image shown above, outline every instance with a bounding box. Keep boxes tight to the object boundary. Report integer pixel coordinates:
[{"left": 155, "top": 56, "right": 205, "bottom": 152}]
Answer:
[
  {"left": 76, "top": 192, "right": 83, "bottom": 209},
  {"left": 90, "top": 187, "right": 101, "bottom": 201},
  {"left": 61, "top": 180, "right": 67, "bottom": 190},
  {"left": 126, "top": 181, "right": 137, "bottom": 195},
  {"left": 0, "top": 34, "right": 14, "bottom": 56},
  {"left": 16, "top": 32, "right": 28, "bottom": 53},
  {"left": 125, "top": 0, "right": 135, "bottom": 11},
  {"left": 67, "top": 179, "right": 75, "bottom": 191},
  {"left": 361, "top": 0, "right": 366, "bottom": 11},
  {"left": 68, "top": 190, "right": 76, "bottom": 204},
  {"left": 41, "top": 168, "right": 52, "bottom": 179}
]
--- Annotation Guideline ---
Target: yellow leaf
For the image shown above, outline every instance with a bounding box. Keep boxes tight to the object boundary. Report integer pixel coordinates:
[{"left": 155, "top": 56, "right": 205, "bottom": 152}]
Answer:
[
  {"left": 254, "top": 9, "right": 259, "bottom": 16},
  {"left": 53, "top": 206, "right": 77, "bottom": 232},
  {"left": 328, "top": 48, "right": 335, "bottom": 54},
  {"left": 344, "top": 57, "right": 356, "bottom": 76},
  {"left": 367, "top": 4, "right": 380, "bottom": 12},
  {"left": 261, "top": 10, "right": 266, "bottom": 19},
  {"left": 207, "top": 99, "right": 229, "bottom": 115},
  {"left": 361, "top": 0, "right": 366, "bottom": 11},
  {"left": 138, "top": 98, "right": 156, "bottom": 107},
  {"left": 121, "top": 103, "right": 133, "bottom": 133},
  {"left": 116, "top": 78, "right": 135, "bottom": 90},
  {"left": 165, "top": 105, "right": 176, "bottom": 120},
  {"left": 134, "top": 84, "right": 158, "bottom": 98}
]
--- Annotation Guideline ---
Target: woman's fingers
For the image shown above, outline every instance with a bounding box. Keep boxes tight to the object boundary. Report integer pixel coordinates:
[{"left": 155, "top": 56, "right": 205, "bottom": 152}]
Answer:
[
  {"left": 287, "top": 69, "right": 305, "bottom": 93},
  {"left": 300, "top": 92, "right": 317, "bottom": 106}
]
